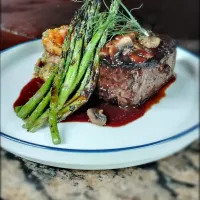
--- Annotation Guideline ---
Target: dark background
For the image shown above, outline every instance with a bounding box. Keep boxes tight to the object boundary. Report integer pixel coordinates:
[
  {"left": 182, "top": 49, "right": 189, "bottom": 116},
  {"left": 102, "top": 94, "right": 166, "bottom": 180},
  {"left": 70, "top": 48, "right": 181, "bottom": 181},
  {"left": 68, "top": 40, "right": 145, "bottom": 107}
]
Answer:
[{"left": 1, "top": 0, "right": 199, "bottom": 52}]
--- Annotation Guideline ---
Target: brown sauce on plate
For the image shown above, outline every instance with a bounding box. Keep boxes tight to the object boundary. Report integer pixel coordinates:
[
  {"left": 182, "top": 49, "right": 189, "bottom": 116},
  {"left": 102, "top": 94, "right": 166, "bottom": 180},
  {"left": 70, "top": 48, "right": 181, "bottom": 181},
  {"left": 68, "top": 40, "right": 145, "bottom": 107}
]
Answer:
[{"left": 14, "top": 77, "right": 176, "bottom": 127}]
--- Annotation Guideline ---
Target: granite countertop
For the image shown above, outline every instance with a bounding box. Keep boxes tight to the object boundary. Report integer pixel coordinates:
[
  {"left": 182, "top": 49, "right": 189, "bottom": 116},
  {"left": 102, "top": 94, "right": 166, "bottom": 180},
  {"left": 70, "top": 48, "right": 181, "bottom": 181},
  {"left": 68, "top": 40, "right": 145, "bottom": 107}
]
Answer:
[{"left": 1, "top": 141, "right": 199, "bottom": 200}]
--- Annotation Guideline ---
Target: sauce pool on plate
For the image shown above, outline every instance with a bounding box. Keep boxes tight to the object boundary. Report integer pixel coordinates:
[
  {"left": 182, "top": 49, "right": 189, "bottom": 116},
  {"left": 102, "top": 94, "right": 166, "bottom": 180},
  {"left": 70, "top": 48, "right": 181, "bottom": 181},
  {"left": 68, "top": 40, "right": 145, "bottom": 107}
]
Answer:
[
  {"left": 14, "top": 77, "right": 176, "bottom": 127},
  {"left": 13, "top": 78, "right": 44, "bottom": 108}
]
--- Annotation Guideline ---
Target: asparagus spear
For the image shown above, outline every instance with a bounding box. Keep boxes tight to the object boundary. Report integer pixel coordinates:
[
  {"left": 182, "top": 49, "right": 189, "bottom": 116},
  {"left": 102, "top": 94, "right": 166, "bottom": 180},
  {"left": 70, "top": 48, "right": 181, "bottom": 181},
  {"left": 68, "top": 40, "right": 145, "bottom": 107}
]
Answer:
[
  {"left": 23, "top": 91, "right": 51, "bottom": 129},
  {"left": 65, "top": 63, "right": 92, "bottom": 106},
  {"left": 62, "top": 25, "right": 73, "bottom": 58},
  {"left": 25, "top": 3, "right": 90, "bottom": 132},
  {"left": 66, "top": 29, "right": 107, "bottom": 106},
  {"left": 48, "top": 4, "right": 90, "bottom": 144},
  {"left": 49, "top": 87, "right": 61, "bottom": 144},
  {"left": 65, "top": 1, "right": 101, "bottom": 102},
  {"left": 84, "top": 0, "right": 100, "bottom": 49},
  {"left": 24, "top": 10, "right": 80, "bottom": 127},
  {"left": 28, "top": 31, "right": 102, "bottom": 131},
  {"left": 24, "top": 31, "right": 77, "bottom": 129},
  {"left": 66, "top": 21, "right": 109, "bottom": 97},
  {"left": 58, "top": 31, "right": 108, "bottom": 121},
  {"left": 68, "top": 0, "right": 120, "bottom": 94},
  {"left": 27, "top": 0, "right": 120, "bottom": 132},
  {"left": 58, "top": 96, "right": 88, "bottom": 121},
  {"left": 62, "top": 0, "right": 90, "bottom": 58},
  {"left": 58, "top": 21, "right": 85, "bottom": 109},
  {"left": 48, "top": 51, "right": 72, "bottom": 144},
  {"left": 57, "top": 55, "right": 98, "bottom": 121},
  {"left": 28, "top": 110, "right": 49, "bottom": 133},
  {"left": 23, "top": 32, "right": 76, "bottom": 127},
  {"left": 27, "top": 64, "right": 92, "bottom": 132},
  {"left": 17, "top": 66, "right": 58, "bottom": 119}
]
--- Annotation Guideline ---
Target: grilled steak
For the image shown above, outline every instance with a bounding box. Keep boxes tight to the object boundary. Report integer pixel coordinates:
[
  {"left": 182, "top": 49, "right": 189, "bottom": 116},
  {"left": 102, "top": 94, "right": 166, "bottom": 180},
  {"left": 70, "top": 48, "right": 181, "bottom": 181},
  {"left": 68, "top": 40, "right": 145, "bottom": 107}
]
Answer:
[{"left": 97, "top": 34, "right": 176, "bottom": 107}]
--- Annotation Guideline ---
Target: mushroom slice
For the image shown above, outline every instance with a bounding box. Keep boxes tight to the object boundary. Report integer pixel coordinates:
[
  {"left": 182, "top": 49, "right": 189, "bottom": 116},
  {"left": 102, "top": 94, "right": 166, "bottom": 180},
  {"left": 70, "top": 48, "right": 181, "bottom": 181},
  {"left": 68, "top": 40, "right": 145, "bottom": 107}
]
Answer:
[
  {"left": 108, "top": 36, "right": 134, "bottom": 58},
  {"left": 115, "top": 33, "right": 136, "bottom": 41},
  {"left": 116, "top": 36, "right": 133, "bottom": 51},
  {"left": 139, "top": 36, "right": 161, "bottom": 48},
  {"left": 87, "top": 108, "right": 107, "bottom": 126}
]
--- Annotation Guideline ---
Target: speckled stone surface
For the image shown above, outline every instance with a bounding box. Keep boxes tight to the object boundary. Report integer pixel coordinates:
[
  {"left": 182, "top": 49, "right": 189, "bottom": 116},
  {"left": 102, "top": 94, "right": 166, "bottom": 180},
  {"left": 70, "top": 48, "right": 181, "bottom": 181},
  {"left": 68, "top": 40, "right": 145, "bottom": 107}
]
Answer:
[{"left": 1, "top": 140, "right": 199, "bottom": 200}]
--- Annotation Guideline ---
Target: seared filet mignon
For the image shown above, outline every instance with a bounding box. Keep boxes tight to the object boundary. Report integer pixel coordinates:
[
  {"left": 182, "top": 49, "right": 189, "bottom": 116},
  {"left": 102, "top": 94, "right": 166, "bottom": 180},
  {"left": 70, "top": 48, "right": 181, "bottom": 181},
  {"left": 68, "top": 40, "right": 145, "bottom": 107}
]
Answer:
[{"left": 97, "top": 34, "right": 176, "bottom": 107}]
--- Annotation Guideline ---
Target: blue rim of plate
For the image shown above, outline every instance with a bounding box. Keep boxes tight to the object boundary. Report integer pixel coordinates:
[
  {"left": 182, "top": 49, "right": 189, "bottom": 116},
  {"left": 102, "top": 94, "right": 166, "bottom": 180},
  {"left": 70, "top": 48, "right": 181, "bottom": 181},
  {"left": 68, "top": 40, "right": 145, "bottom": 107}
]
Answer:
[{"left": 0, "top": 39, "right": 199, "bottom": 153}]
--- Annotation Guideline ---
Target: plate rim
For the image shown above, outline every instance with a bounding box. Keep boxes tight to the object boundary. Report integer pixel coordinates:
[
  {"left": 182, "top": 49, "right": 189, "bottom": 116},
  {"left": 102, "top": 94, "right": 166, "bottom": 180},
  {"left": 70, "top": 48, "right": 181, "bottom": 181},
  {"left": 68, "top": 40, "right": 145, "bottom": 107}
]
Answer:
[
  {"left": 0, "top": 124, "right": 199, "bottom": 153},
  {"left": 0, "top": 39, "right": 199, "bottom": 153}
]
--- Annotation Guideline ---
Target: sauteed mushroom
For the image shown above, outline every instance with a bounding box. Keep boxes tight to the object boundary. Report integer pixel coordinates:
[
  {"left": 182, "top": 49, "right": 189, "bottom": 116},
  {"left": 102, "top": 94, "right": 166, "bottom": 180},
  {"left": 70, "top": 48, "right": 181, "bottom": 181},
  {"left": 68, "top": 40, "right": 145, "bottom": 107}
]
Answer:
[
  {"left": 139, "top": 36, "right": 161, "bottom": 48},
  {"left": 87, "top": 108, "right": 107, "bottom": 126}
]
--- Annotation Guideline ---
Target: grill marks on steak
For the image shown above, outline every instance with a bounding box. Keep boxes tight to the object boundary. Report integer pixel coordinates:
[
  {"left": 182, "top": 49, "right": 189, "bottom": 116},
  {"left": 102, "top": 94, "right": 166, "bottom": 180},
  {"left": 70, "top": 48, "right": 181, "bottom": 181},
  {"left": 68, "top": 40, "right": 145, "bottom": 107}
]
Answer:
[{"left": 97, "top": 35, "right": 176, "bottom": 107}]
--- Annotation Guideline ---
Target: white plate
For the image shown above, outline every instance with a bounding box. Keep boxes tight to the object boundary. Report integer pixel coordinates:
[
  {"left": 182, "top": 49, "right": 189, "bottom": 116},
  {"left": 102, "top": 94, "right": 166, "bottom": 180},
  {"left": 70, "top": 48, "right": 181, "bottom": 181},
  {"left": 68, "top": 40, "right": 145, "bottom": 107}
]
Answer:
[{"left": 0, "top": 40, "right": 199, "bottom": 170}]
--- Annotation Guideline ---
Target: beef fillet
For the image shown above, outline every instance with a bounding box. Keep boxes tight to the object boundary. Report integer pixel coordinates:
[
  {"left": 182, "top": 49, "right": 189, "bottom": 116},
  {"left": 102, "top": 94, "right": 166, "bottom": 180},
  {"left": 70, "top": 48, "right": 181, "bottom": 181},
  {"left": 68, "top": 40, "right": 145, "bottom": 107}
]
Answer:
[{"left": 97, "top": 34, "right": 176, "bottom": 107}]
